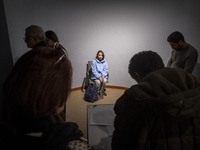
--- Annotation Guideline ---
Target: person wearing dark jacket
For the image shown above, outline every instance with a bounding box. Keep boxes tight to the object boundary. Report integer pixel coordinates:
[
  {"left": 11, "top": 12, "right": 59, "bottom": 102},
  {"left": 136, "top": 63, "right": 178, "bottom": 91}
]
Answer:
[
  {"left": 0, "top": 47, "right": 91, "bottom": 150},
  {"left": 112, "top": 50, "right": 200, "bottom": 150}
]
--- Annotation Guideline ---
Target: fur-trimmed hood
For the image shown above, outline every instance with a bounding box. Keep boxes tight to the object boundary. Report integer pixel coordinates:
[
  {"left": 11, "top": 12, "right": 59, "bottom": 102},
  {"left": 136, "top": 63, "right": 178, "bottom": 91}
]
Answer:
[{"left": 126, "top": 68, "right": 200, "bottom": 117}]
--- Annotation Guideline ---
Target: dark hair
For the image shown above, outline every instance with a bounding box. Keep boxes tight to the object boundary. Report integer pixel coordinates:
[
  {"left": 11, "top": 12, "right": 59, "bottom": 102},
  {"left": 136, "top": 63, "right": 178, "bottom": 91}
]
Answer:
[
  {"left": 167, "top": 31, "right": 185, "bottom": 43},
  {"left": 25, "top": 25, "right": 46, "bottom": 41},
  {"left": 2, "top": 47, "right": 72, "bottom": 133},
  {"left": 128, "top": 50, "right": 164, "bottom": 81},
  {"left": 96, "top": 50, "right": 105, "bottom": 60},
  {"left": 45, "top": 30, "right": 59, "bottom": 42}
]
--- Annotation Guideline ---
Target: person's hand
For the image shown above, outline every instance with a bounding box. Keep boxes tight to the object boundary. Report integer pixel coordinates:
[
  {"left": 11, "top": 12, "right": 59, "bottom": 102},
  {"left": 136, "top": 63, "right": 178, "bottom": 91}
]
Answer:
[{"left": 100, "top": 76, "right": 104, "bottom": 82}]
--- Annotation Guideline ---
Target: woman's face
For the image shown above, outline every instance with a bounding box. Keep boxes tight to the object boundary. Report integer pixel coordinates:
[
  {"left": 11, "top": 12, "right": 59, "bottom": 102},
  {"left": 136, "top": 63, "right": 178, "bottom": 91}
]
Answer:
[{"left": 98, "top": 52, "right": 103, "bottom": 61}]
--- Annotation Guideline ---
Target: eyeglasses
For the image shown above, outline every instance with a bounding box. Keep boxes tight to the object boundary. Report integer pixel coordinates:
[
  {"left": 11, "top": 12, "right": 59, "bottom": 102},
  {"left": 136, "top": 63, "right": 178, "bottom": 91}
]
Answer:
[{"left": 23, "top": 36, "right": 32, "bottom": 41}]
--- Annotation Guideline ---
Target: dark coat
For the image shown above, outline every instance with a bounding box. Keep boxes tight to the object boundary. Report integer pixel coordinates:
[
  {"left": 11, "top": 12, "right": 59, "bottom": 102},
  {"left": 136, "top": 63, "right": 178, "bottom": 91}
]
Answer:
[
  {"left": 112, "top": 68, "right": 200, "bottom": 150},
  {"left": 0, "top": 122, "right": 83, "bottom": 150}
]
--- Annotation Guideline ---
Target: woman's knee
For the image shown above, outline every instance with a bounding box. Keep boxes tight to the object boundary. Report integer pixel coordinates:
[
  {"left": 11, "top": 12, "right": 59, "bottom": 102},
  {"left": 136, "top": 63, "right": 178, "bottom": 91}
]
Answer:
[
  {"left": 94, "top": 80, "right": 101, "bottom": 86},
  {"left": 103, "top": 78, "right": 107, "bottom": 84}
]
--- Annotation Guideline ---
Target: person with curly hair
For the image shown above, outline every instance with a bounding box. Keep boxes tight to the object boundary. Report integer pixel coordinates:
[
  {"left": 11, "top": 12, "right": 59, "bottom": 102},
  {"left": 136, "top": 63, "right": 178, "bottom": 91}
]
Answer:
[{"left": 112, "top": 50, "right": 200, "bottom": 150}]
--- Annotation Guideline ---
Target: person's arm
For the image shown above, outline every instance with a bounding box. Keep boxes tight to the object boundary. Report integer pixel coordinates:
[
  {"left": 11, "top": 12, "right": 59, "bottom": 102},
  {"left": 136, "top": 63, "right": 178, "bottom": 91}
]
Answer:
[
  {"left": 166, "top": 58, "right": 172, "bottom": 67},
  {"left": 91, "top": 60, "right": 101, "bottom": 79},
  {"left": 166, "top": 50, "right": 174, "bottom": 67},
  {"left": 184, "top": 49, "right": 198, "bottom": 73},
  {"left": 102, "top": 61, "right": 108, "bottom": 77}
]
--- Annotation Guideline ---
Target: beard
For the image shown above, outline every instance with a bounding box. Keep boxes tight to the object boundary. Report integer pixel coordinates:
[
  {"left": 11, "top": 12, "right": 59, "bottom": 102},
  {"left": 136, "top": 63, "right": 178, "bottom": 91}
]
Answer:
[{"left": 174, "top": 44, "right": 182, "bottom": 51}]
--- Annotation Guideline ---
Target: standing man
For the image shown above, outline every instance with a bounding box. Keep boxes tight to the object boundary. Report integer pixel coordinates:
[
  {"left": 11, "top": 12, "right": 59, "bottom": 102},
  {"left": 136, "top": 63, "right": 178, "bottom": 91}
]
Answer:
[
  {"left": 167, "top": 31, "right": 198, "bottom": 73},
  {"left": 24, "top": 25, "right": 47, "bottom": 48}
]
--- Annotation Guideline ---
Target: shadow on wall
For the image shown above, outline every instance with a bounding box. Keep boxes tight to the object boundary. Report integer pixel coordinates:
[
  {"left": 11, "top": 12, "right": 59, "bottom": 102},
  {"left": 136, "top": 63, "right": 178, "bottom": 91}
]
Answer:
[{"left": 0, "top": 0, "right": 14, "bottom": 121}]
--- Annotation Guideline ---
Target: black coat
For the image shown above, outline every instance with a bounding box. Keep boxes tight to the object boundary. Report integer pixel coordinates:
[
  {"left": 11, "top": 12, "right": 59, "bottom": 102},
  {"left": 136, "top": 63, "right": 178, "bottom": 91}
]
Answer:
[
  {"left": 112, "top": 68, "right": 200, "bottom": 150},
  {"left": 0, "top": 122, "right": 83, "bottom": 150}
]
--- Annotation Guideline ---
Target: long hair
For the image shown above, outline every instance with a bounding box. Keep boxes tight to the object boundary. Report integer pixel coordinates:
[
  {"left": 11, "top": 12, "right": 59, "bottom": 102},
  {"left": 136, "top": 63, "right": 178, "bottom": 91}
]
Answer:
[
  {"left": 2, "top": 47, "right": 72, "bottom": 133},
  {"left": 96, "top": 50, "right": 105, "bottom": 60},
  {"left": 45, "top": 30, "right": 59, "bottom": 42}
]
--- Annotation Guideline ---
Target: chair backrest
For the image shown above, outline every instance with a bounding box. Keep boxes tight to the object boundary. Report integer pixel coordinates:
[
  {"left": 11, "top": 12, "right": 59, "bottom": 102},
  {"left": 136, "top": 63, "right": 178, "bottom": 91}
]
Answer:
[
  {"left": 88, "top": 61, "right": 93, "bottom": 79},
  {"left": 81, "top": 61, "right": 93, "bottom": 92}
]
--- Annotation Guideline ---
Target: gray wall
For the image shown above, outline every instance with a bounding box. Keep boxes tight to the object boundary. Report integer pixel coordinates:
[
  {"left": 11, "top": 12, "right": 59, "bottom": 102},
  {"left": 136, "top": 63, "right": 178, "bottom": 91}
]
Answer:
[{"left": 3, "top": 0, "right": 200, "bottom": 88}]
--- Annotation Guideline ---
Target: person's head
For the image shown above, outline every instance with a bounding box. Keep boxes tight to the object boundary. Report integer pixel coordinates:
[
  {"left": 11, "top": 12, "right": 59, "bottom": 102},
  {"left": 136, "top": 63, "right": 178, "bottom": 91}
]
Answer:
[
  {"left": 128, "top": 50, "right": 164, "bottom": 82},
  {"left": 45, "top": 30, "right": 59, "bottom": 47},
  {"left": 24, "top": 25, "right": 46, "bottom": 48},
  {"left": 96, "top": 50, "right": 105, "bottom": 61},
  {"left": 167, "top": 31, "right": 186, "bottom": 50},
  {"left": 3, "top": 46, "right": 72, "bottom": 132}
]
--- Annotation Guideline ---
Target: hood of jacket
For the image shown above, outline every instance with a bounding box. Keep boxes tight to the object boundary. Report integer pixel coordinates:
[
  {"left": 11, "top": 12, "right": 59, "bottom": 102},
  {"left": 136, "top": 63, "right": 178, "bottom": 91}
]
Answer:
[
  {"left": 127, "top": 68, "right": 200, "bottom": 118},
  {"left": 95, "top": 58, "right": 106, "bottom": 63}
]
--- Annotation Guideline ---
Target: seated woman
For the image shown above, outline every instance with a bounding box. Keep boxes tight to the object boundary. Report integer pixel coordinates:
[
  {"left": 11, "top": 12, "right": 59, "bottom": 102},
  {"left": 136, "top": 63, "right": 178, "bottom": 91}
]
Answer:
[
  {"left": 0, "top": 47, "right": 91, "bottom": 150},
  {"left": 91, "top": 50, "right": 109, "bottom": 99},
  {"left": 45, "top": 30, "right": 68, "bottom": 56}
]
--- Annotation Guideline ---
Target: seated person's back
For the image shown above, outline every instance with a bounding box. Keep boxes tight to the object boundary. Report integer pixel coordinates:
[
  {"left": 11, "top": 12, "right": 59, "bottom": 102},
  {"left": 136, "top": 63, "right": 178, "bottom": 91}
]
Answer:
[{"left": 112, "top": 50, "right": 200, "bottom": 150}]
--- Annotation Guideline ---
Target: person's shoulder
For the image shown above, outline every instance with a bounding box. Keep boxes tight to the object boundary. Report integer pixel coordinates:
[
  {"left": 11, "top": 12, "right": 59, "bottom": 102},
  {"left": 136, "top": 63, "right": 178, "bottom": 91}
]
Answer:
[
  {"left": 114, "top": 86, "right": 145, "bottom": 115},
  {"left": 103, "top": 59, "right": 108, "bottom": 63},
  {"left": 94, "top": 58, "right": 101, "bottom": 63},
  {"left": 188, "top": 44, "right": 198, "bottom": 52},
  {"left": 115, "top": 86, "right": 138, "bottom": 105},
  {"left": 92, "top": 59, "right": 97, "bottom": 64}
]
